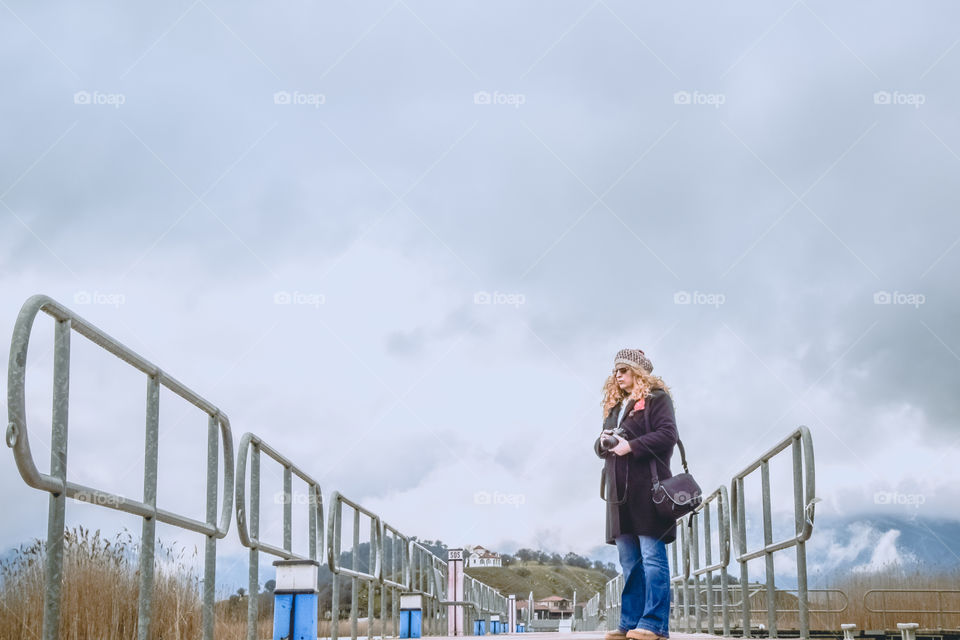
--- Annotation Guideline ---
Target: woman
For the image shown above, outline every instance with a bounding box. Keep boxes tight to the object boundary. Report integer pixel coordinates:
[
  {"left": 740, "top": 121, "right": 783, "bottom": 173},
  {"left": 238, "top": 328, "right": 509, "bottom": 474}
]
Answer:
[{"left": 594, "top": 348, "right": 678, "bottom": 640}]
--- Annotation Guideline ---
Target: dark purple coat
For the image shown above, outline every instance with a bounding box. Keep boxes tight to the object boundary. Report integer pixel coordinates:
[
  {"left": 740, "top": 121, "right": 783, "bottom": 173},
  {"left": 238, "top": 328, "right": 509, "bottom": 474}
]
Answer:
[{"left": 594, "top": 388, "right": 679, "bottom": 545}]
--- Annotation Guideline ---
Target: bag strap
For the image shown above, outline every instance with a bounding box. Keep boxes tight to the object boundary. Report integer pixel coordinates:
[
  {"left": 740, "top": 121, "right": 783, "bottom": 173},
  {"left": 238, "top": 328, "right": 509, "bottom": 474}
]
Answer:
[
  {"left": 599, "top": 452, "right": 628, "bottom": 505},
  {"left": 643, "top": 397, "right": 690, "bottom": 489}
]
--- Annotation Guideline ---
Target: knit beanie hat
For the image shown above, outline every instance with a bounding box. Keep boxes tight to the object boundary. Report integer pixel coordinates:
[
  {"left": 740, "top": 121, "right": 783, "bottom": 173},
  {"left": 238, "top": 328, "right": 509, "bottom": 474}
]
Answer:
[{"left": 614, "top": 348, "right": 653, "bottom": 374}]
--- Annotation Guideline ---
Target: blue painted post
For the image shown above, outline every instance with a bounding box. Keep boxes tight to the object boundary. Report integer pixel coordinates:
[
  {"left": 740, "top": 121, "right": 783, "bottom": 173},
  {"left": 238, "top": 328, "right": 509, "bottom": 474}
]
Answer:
[
  {"left": 474, "top": 619, "right": 485, "bottom": 635},
  {"left": 399, "top": 592, "right": 423, "bottom": 638},
  {"left": 272, "top": 559, "right": 319, "bottom": 640}
]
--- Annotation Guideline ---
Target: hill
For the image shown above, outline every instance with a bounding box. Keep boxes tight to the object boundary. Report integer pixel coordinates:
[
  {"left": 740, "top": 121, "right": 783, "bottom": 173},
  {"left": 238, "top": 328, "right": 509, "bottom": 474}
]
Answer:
[{"left": 464, "top": 561, "right": 612, "bottom": 601}]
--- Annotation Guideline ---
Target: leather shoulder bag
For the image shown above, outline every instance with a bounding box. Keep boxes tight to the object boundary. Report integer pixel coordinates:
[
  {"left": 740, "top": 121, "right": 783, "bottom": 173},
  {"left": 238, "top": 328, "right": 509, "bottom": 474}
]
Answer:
[{"left": 644, "top": 402, "right": 703, "bottom": 522}]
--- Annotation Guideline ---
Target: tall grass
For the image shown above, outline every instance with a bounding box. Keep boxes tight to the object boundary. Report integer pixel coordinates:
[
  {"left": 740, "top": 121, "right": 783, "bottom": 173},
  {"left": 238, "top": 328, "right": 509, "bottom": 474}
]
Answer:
[
  {"left": 828, "top": 564, "right": 960, "bottom": 632},
  {"left": 0, "top": 527, "right": 406, "bottom": 640},
  {"left": 0, "top": 526, "right": 207, "bottom": 640}
]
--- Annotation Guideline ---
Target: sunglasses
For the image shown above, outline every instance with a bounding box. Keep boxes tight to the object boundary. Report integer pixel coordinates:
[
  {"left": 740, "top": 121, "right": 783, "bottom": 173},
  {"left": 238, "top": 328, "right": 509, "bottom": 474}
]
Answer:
[{"left": 613, "top": 366, "right": 630, "bottom": 375}]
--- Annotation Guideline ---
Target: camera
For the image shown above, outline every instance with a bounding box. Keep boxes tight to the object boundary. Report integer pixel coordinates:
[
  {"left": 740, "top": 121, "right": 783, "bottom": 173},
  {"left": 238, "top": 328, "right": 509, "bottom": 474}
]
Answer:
[{"left": 599, "top": 426, "right": 625, "bottom": 452}]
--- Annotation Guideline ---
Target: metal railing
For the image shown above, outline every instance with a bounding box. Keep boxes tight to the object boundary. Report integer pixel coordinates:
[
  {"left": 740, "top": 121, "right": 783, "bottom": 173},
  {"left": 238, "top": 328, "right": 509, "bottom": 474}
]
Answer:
[
  {"left": 668, "top": 517, "right": 692, "bottom": 632},
  {"left": 235, "top": 431, "right": 324, "bottom": 640},
  {"left": 583, "top": 591, "right": 601, "bottom": 630},
  {"left": 326, "top": 490, "right": 384, "bottom": 640},
  {"left": 864, "top": 589, "right": 960, "bottom": 632},
  {"left": 381, "top": 520, "right": 412, "bottom": 637},
  {"left": 598, "top": 425, "right": 817, "bottom": 640},
  {"left": 685, "top": 485, "right": 732, "bottom": 635},
  {"left": 7, "top": 295, "right": 514, "bottom": 640},
  {"left": 6, "top": 294, "right": 235, "bottom": 640},
  {"left": 731, "top": 425, "right": 816, "bottom": 639},
  {"left": 460, "top": 573, "right": 509, "bottom": 632},
  {"left": 681, "top": 586, "right": 848, "bottom": 631},
  {"left": 605, "top": 572, "right": 625, "bottom": 630}
]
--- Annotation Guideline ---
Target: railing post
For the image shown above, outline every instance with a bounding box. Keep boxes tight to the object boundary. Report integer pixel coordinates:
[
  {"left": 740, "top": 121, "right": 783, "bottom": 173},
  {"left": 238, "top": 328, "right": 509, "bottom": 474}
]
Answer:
[
  {"left": 351, "top": 508, "right": 360, "bottom": 640},
  {"left": 528, "top": 589, "right": 533, "bottom": 631},
  {"left": 41, "top": 317, "right": 70, "bottom": 640},
  {"left": 203, "top": 413, "right": 219, "bottom": 640},
  {"left": 331, "top": 500, "right": 342, "bottom": 640},
  {"left": 735, "top": 476, "right": 750, "bottom": 638},
  {"left": 761, "top": 460, "right": 776, "bottom": 638},
  {"left": 682, "top": 524, "right": 692, "bottom": 633},
  {"left": 720, "top": 488, "right": 731, "bottom": 637},
  {"left": 793, "top": 436, "right": 810, "bottom": 640},
  {"left": 369, "top": 519, "right": 377, "bottom": 635},
  {"left": 247, "top": 442, "right": 261, "bottom": 640},
  {"left": 704, "top": 506, "right": 714, "bottom": 634},
  {"left": 691, "top": 520, "right": 701, "bottom": 632},
  {"left": 137, "top": 373, "right": 160, "bottom": 640},
  {"left": 898, "top": 622, "right": 919, "bottom": 640}
]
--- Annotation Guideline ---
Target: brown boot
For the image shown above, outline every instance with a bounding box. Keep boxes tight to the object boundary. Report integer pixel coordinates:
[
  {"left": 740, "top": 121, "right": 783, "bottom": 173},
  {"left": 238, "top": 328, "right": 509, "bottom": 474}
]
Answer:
[{"left": 605, "top": 630, "right": 628, "bottom": 640}]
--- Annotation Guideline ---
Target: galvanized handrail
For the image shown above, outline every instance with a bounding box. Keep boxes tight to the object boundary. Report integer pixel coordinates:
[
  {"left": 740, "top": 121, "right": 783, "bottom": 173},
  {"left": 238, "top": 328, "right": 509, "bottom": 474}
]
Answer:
[
  {"left": 326, "top": 490, "right": 383, "bottom": 581},
  {"left": 6, "top": 294, "right": 514, "bottom": 640},
  {"left": 583, "top": 591, "right": 602, "bottom": 630},
  {"left": 234, "top": 431, "right": 324, "bottom": 640},
  {"left": 456, "top": 572, "right": 507, "bottom": 633},
  {"left": 688, "top": 585, "right": 848, "bottom": 614},
  {"left": 376, "top": 521, "right": 412, "bottom": 639},
  {"left": 686, "top": 484, "right": 732, "bottom": 635},
  {"left": 380, "top": 520, "right": 411, "bottom": 590},
  {"left": 605, "top": 572, "right": 625, "bottom": 630},
  {"left": 864, "top": 589, "right": 960, "bottom": 631},
  {"left": 460, "top": 572, "right": 507, "bottom": 616},
  {"left": 408, "top": 539, "right": 451, "bottom": 635},
  {"left": 730, "top": 425, "right": 816, "bottom": 639},
  {"left": 667, "top": 513, "right": 693, "bottom": 631},
  {"left": 6, "top": 294, "right": 235, "bottom": 640},
  {"left": 326, "top": 490, "right": 384, "bottom": 640}
]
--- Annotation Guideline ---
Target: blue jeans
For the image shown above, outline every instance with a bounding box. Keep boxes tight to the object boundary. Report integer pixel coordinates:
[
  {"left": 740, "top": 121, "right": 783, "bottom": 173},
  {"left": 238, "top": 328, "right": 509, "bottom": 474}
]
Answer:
[{"left": 615, "top": 534, "right": 671, "bottom": 638}]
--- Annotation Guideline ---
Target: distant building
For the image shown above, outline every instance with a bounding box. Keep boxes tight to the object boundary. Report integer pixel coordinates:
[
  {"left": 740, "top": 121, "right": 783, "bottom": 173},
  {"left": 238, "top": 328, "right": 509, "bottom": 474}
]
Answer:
[
  {"left": 465, "top": 544, "right": 502, "bottom": 567},
  {"left": 515, "top": 595, "right": 573, "bottom": 620}
]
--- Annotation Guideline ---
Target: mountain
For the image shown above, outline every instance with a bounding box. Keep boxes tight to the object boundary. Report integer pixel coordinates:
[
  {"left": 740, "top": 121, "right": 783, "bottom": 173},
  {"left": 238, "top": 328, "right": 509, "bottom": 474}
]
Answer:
[{"left": 804, "top": 513, "right": 960, "bottom": 583}]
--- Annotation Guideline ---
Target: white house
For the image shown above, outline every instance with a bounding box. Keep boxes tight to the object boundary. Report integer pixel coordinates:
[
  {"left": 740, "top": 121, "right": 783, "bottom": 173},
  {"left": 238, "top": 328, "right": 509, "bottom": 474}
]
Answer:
[{"left": 465, "top": 544, "right": 502, "bottom": 567}]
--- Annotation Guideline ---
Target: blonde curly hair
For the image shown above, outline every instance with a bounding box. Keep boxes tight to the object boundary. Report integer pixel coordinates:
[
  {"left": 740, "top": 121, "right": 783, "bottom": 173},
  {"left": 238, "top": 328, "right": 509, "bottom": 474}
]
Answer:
[{"left": 601, "top": 362, "right": 671, "bottom": 419}]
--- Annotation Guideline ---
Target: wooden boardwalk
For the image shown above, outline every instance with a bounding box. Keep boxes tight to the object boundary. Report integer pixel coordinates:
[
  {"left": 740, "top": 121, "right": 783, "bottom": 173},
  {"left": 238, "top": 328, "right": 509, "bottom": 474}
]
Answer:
[{"left": 482, "top": 632, "right": 741, "bottom": 640}]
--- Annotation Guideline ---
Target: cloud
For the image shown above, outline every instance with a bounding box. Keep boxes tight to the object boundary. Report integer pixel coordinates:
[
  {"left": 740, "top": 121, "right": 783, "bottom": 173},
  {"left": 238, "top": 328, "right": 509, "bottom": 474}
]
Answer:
[{"left": 850, "top": 529, "right": 918, "bottom": 573}]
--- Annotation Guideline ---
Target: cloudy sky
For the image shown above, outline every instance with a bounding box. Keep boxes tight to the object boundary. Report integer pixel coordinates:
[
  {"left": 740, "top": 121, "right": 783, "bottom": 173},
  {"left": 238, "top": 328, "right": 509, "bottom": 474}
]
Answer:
[{"left": 2, "top": 0, "right": 960, "bottom": 593}]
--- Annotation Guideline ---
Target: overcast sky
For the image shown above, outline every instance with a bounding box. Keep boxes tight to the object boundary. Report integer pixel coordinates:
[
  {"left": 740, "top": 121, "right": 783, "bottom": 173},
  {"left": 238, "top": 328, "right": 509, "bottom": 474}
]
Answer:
[{"left": 2, "top": 0, "right": 960, "bottom": 592}]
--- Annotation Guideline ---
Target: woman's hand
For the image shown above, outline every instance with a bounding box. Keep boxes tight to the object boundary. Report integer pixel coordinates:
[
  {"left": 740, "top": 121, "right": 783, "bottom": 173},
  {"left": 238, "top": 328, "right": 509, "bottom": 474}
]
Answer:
[{"left": 611, "top": 436, "right": 632, "bottom": 456}]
